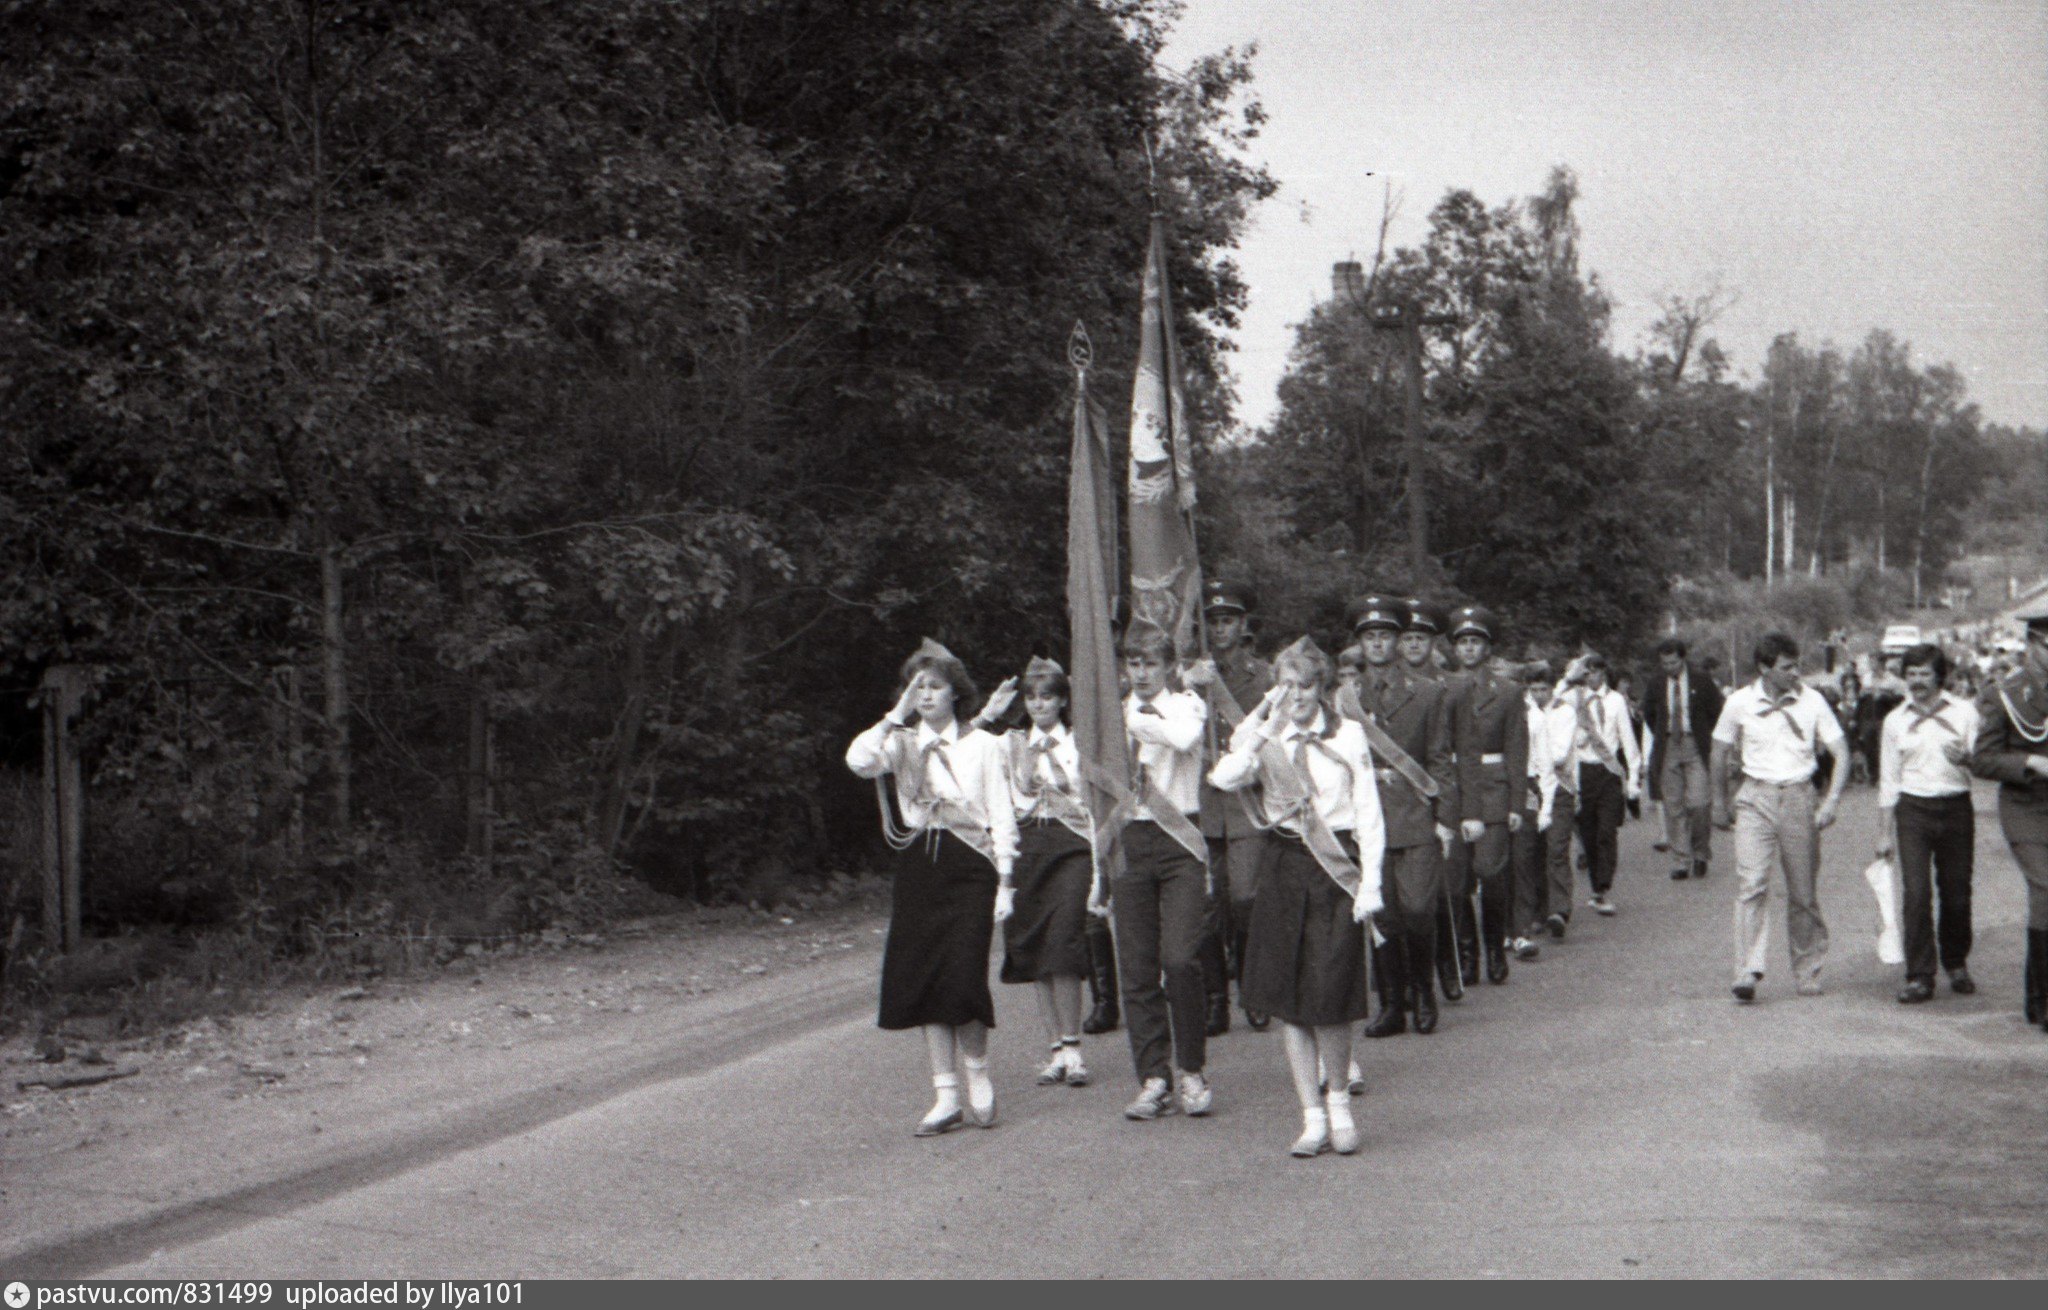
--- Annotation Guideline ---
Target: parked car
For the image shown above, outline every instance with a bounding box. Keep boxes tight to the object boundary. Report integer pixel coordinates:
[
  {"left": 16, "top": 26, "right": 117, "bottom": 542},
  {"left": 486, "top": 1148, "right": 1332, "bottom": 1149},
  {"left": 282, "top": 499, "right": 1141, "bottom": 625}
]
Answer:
[{"left": 1879, "top": 623, "right": 1921, "bottom": 655}]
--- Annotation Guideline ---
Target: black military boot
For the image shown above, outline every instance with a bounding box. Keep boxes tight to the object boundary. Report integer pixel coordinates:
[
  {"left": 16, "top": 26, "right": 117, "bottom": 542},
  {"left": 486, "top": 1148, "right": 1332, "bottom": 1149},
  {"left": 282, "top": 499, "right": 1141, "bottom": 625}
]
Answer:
[
  {"left": 1361, "top": 925, "right": 1408, "bottom": 1039},
  {"left": 1082, "top": 916, "right": 1120, "bottom": 1035},
  {"left": 1482, "top": 877, "right": 1512, "bottom": 984},
  {"left": 1408, "top": 923, "right": 1440, "bottom": 1035},
  {"left": 2026, "top": 930, "right": 2047, "bottom": 1029},
  {"left": 1434, "top": 899, "right": 1465, "bottom": 1002}
]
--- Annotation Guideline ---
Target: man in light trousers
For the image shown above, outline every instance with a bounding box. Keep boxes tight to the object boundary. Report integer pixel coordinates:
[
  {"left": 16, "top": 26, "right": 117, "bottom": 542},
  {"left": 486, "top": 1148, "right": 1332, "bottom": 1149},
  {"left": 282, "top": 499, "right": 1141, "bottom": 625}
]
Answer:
[{"left": 1711, "top": 631, "right": 1849, "bottom": 1002}]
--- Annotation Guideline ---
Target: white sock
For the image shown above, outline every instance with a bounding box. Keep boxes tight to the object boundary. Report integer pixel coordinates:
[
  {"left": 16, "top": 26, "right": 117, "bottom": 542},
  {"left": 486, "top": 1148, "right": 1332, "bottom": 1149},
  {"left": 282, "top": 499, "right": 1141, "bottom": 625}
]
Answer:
[
  {"left": 961, "top": 1056, "right": 994, "bottom": 1111},
  {"left": 1059, "top": 1037, "right": 1082, "bottom": 1069},
  {"left": 930, "top": 1072, "right": 961, "bottom": 1116},
  {"left": 1301, "top": 1104, "right": 1329, "bottom": 1133},
  {"left": 1325, "top": 1090, "right": 1355, "bottom": 1132}
]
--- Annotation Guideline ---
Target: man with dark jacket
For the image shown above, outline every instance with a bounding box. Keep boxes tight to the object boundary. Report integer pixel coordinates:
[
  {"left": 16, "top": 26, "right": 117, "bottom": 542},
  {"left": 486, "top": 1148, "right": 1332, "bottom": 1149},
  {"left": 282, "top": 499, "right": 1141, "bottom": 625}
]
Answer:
[
  {"left": 1644, "top": 637, "right": 1725, "bottom": 881},
  {"left": 1446, "top": 605, "right": 1529, "bottom": 984},
  {"left": 1971, "top": 607, "right": 2048, "bottom": 1034}
]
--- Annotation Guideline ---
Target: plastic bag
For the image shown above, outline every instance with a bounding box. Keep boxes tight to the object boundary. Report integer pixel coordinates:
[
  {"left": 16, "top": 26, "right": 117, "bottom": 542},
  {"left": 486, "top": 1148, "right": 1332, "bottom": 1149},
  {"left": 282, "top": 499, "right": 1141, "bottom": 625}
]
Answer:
[{"left": 1863, "top": 854, "right": 1904, "bottom": 965}]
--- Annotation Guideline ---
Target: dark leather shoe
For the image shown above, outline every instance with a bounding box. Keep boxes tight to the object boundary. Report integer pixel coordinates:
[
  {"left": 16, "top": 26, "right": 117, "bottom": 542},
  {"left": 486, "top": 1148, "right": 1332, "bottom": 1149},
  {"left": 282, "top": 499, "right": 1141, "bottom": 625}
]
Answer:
[
  {"left": 1947, "top": 968, "right": 1976, "bottom": 996},
  {"left": 1670, "top": 866, "right": 1690, "bottom": 880},
  {"left": 1410, "top": 980, "right": 1439, "bottom": 1035},
  {"left": 1485, "top": 942, "right": 1509, "bottom": 984},
  {"left": 1205, "top": 993, "right": 1231, "bottom": 1038},
  {"left": 1243, "top": 1008, "right": 1271, "bottom": 1031},
  {"left": 1897, "top": 978, "right": 1934, "bottom": 1004},
  {"left": 1436, "top": 955, "right": 1465, "bottom": 1003},
  {"left": 1692, "top": 859, "right": 1709, "bottom": 878},
  {"left": 1546, "top": 913, "right": 1567, "bottom": 940}
]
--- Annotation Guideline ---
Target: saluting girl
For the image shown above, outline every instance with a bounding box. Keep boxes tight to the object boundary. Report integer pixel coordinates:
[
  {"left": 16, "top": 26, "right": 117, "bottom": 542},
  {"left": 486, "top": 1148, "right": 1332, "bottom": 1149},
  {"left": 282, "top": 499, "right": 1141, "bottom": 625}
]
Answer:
[
  {"left": 1210, "top": 637, "right": 1387, "bottom": 1158},
  {"left": 846, "top": 639, "right": 1020, "bottom": 1137},
  {"left": 980, "top": 657, "right": 1099, "bottom": 1087}
]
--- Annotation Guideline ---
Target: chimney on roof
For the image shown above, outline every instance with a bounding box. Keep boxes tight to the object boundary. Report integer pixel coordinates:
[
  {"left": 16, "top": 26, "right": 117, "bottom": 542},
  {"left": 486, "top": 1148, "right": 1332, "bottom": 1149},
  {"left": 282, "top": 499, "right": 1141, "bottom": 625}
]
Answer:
[{"left": 1332, "top": 261, "right": 1366, "bottom": 303}]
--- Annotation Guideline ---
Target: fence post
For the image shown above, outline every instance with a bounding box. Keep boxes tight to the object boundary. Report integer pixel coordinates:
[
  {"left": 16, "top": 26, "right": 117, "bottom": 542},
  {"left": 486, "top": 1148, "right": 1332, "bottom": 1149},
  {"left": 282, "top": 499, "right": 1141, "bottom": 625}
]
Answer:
[{"left": 39, "top": 664, "right": 86, "bottom": 951}]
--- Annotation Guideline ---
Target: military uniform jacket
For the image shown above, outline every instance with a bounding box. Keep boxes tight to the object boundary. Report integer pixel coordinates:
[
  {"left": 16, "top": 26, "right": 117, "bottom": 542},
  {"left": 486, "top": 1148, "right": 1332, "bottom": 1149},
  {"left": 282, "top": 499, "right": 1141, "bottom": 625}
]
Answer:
[
  {"left": 1972, "top": 664, "right": 2048, "bottom": 843},
  {"left": 1358, "top": 663, "right": 1459, "bottom": 849},
  {"left": 1451, "top": 669, "right": 1531, "bottom": 825},
  {"left": 1199, "top": 651, "right": 1274, "bottom": 840}
]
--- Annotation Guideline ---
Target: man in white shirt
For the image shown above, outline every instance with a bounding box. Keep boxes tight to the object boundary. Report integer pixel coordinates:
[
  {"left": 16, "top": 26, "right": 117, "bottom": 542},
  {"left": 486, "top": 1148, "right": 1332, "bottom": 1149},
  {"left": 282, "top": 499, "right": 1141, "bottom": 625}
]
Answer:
[
  {"left": 1877, "top": 643, "right": 1982, "bottom": 1004},
  {"left": 1554, "top": 653, "right": 1641, "bottom": 917},
  {"left": 1711, "top": 631, "right": 1850, "bottom": 1002}
]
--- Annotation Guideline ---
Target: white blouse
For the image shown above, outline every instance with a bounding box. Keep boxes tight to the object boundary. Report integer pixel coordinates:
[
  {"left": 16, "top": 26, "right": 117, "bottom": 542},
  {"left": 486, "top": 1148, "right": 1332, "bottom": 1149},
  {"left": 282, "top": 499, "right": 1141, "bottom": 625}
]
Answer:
[
  {"left": 1210, "top": 710, "right": 1386, "bottom": 892},
  {"left": 1006, "top": 723, "right": 1085, "bottom": 821},
  {"left": 846, "top": 716, "right": 1019, "bottom": 873}
]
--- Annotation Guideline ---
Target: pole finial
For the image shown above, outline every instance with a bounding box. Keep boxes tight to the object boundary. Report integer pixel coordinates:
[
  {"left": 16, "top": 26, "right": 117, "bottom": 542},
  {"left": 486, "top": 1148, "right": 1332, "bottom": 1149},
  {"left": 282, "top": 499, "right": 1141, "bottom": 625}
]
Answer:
[{"left": 1068, "top": 320, "right": 1094, "bottom": 376}]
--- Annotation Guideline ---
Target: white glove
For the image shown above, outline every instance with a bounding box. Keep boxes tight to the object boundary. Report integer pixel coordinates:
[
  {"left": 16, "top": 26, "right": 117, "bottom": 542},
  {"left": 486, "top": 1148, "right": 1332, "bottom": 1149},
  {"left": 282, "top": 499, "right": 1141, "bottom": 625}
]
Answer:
[
  {"left": 1460, "top": 819, "right": 1485, "bottom": 843},
  {"left": 993, "top": 885, "right": 1016, "bottom": 923},
  {"left": 1352, "top": 888, "right": 1384, "bottom": 923}
]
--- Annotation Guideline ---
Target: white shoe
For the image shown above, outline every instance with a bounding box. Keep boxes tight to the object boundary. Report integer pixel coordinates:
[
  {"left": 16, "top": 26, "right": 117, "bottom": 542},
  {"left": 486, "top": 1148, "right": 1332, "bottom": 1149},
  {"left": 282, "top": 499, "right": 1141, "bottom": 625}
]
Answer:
[
  {"left": 1291, "top": 1107, "right": 1331, "bottom": 1158},
  {"left": 1177, "top": 1069, "right": 1213, "bottom": 1117},
  {"left": 1592, "top": 894, "right": 1616, "bottom": 916},
  {"left": 1325, "top": 1090, "right": 1361, "bottom": 1155},
  {"left": 1036, "top": 1045, "right": 1068, "bottom": 1086},
  {"left": 1062, "top": 1042, "right": 1091, "bottom": 1088},
  {"left": 962, "top": 1057, "right": 998, "bottom": 1128},
  {"left": 1124, "top": 1076, "right": 1177, "bottom": 1120},
  {"left": 916, "top": 1075, "right": 964, "bottom": 1137}
]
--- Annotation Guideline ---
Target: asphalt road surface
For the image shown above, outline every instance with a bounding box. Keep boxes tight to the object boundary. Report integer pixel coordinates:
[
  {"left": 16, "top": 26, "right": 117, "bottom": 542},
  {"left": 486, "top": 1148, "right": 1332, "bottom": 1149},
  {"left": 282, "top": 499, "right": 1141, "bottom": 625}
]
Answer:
[{"left": 63, "top": 787, "right": 2048, "bottom": 1277}]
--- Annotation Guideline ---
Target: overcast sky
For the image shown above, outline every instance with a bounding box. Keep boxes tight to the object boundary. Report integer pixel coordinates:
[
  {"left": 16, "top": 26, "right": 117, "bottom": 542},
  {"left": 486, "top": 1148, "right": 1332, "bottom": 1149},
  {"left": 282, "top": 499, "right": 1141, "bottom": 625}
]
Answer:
[{"left": 1163, "top": 0, "right": 2048, "bottom": 433}]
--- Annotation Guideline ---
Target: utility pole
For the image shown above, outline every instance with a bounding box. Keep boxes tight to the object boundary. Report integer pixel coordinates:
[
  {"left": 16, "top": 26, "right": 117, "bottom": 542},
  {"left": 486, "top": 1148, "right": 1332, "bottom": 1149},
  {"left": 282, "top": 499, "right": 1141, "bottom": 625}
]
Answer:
[{"left": 1372, "top": 298, "right": 1457, "bottom": 586}]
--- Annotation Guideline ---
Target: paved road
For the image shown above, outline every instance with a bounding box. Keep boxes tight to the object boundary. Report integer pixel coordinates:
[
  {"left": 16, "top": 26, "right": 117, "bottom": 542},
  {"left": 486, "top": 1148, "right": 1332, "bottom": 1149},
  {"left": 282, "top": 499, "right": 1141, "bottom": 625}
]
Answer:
[{"left": 80, "top": 787, "right": 2048, "bottom": 1277}]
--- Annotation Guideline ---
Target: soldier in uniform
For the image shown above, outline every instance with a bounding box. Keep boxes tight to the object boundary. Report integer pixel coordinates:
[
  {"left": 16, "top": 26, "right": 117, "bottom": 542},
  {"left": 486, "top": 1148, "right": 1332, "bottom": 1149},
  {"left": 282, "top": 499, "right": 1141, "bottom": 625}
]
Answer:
[
  {"left": 1181, "top": 578, "right": 1275, "bottom": 1034},
  {"left": 1400, "top": 598, "right": 1472, "bottom": 998},
  {"left": 1446, "top": 606, "right": 1530, "bottom": 984},
  {"left": 1348, "top": 595, "right": 1460, "bottom": 1037},
  {"left": 1971, "top": 606, "right": 2048, "bottom": 1034},
  {"left": 1401, "top": 598, "right": 1448, "bottom": 682}
]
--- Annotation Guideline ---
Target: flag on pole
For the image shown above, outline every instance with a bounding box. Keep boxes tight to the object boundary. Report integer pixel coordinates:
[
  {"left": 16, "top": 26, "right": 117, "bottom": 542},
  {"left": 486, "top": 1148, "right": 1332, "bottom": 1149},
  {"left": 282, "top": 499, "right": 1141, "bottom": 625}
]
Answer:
[
  {"left": 1065, "top": 325, "right": 1131, "bottom": 903},
  {"left": 1127, "top": 216, "right": 1203, "bottom": 658}
]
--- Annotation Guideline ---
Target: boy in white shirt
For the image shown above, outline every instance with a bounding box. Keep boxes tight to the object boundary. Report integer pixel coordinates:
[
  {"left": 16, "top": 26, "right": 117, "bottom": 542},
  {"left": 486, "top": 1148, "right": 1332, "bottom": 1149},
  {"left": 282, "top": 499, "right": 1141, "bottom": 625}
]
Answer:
[{"left": 1112, "top": 622, "right": 1215, "bottom": 1121}]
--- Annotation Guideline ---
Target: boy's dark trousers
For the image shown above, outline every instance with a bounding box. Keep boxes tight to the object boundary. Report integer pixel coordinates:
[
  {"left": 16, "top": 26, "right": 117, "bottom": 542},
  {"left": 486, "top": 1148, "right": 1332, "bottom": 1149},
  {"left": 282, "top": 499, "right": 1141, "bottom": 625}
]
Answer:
[
  {"left": 1113, "top": 820, "right": 1209, "bottom": 1083},
  {"left": 1895, "top": 792, "right": 1975, "bottom": 981}
]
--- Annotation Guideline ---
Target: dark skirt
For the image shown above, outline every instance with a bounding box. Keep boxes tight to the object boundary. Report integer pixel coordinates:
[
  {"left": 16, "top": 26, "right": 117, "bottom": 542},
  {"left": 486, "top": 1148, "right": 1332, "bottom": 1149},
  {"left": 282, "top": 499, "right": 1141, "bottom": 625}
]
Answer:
[
  {"left": 1239, "top": 831, "right": 1371, "bottom": 1027},
  {"left": 1001, "top": 818, "right": 1093, "bottom": 983},
  {"left": 878, "top": 829, "right": 998, "bottom": 1031}
]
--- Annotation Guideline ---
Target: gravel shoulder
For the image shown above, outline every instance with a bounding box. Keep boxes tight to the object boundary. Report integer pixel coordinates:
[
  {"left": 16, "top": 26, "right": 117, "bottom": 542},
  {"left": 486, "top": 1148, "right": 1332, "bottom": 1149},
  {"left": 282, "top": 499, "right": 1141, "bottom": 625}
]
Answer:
[{"left": 1, "top": 894, "right": 887, "bottom": 1270}]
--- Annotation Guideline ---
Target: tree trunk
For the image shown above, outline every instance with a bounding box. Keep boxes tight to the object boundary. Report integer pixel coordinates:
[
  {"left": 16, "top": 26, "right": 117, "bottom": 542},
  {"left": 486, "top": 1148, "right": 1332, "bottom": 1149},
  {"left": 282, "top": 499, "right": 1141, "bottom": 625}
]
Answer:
[
  {"left": 1911, "top": 426, "right": 1942, "bottom": 609},
  {"left": 319, "top": 539, "right": 350, "bottom": 836},
  {"left": 596, "top": 619, "right": 650, "bottom": 861}
]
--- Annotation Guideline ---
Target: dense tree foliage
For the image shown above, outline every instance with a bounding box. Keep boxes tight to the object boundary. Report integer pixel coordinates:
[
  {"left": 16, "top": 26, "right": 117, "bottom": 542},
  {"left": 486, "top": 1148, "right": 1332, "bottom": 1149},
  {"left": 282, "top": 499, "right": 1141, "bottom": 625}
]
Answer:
[
  {"left": 1214, "top": 166, "right": 2033, "bottom": 665},
  {"left": 1, "top": 0, "right": 1273, "bottom": 946}
]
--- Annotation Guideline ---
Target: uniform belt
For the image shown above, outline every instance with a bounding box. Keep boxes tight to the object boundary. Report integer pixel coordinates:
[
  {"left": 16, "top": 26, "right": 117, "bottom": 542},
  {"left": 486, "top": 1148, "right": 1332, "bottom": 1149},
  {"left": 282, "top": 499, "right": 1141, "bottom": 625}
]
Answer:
[{"left": 1742, "top": 775, "right": 1813, "bottom": 789}]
